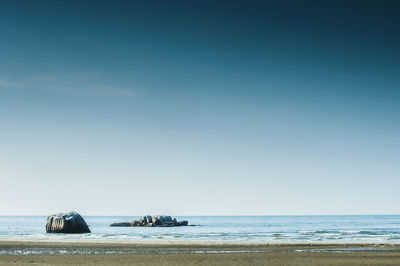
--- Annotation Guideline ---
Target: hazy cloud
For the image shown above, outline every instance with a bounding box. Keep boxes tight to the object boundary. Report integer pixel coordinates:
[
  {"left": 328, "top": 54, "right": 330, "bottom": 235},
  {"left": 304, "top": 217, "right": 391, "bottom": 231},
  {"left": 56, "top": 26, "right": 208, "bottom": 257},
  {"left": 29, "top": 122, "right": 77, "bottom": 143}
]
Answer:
[
  {"left": 51, "top": 85, "right": 141, "bottom": 98},
  {"left": 0, "top": 78, "right": 25, "bottom": 88},
  {"left": 0, "top": 73, "right": 142, "bottom": 98}
]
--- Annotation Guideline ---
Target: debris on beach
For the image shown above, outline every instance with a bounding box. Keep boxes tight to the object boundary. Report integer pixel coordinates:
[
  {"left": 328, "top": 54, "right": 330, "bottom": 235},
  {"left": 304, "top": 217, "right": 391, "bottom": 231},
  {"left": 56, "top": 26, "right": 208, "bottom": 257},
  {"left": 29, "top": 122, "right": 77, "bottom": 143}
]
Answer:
[
  {"left": 110, "top": 215, "right": 189, "bottom": 227},
  {"left": 46, "top": 211, "right": 91, "bottom": 233}
]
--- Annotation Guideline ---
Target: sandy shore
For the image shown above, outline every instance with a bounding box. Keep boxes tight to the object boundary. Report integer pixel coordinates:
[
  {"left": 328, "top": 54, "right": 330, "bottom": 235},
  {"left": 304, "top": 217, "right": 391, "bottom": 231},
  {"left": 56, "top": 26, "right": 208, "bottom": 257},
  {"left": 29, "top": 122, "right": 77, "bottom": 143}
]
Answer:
[{"left": 1, "top": 240, "right": 400, "bottom": 265}]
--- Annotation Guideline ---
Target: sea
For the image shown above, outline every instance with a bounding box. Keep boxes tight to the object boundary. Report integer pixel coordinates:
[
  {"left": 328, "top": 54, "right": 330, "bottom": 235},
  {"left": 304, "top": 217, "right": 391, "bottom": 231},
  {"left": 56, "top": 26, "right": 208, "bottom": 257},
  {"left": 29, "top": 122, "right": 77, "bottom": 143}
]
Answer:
[{"left": 1, "top": 215, "right": 400, "bottom": 243}]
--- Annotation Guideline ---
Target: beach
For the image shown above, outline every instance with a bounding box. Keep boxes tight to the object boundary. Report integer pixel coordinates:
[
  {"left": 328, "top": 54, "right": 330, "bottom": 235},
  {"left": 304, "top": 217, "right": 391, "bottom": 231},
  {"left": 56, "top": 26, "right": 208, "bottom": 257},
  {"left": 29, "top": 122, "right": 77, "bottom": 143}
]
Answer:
[
  {"left": 2, "top": 215, "right": 400, "bottom": 264},
  {"left": 1, "top": 240, "right": 400, "bottom": 265}
]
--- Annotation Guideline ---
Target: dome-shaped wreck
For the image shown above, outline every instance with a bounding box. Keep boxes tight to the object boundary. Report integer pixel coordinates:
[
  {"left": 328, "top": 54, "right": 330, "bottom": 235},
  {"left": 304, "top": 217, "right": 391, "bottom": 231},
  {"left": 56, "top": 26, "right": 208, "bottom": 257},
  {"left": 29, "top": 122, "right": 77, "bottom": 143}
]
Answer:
[{"left": 46, "top": 211, "right": 91, "bottom": 234}]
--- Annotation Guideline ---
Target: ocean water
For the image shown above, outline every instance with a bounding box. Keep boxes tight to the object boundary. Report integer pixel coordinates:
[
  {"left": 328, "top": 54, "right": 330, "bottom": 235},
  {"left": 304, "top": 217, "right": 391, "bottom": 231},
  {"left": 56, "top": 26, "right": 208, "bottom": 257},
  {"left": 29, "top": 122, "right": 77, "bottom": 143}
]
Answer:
[{"left": 1, "top": 215, "right": 400, "bottom": 243}]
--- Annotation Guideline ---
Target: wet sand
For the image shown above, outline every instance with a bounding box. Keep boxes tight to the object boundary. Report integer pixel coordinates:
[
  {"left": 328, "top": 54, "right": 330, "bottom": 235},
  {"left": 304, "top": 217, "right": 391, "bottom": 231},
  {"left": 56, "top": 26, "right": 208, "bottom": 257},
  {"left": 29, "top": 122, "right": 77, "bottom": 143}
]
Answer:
[{"left": 1, "top": 240, "right": 400, "bottom": 265}]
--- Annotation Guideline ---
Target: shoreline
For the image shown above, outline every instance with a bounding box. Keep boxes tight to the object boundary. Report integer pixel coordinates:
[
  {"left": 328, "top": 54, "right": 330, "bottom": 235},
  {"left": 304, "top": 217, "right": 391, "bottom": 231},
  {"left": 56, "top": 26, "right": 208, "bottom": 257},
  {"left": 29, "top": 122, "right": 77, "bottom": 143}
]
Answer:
[
  {"left": 2, "top": 238, "right": 400, "bottom": 246},
  {"left": 2, "top": 238, "right": 400, "bottom": 250},
  {"left": 2, "top": 240, "right": 400, "bottom": 265}
]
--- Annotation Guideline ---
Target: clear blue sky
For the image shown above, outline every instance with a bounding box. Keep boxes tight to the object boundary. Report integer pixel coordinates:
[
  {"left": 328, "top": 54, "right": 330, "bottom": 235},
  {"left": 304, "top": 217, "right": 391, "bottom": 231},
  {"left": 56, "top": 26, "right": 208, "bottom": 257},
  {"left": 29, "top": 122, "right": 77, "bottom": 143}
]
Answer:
[{"left": 0, "top": 0, "right": 399, "bottom": 215}]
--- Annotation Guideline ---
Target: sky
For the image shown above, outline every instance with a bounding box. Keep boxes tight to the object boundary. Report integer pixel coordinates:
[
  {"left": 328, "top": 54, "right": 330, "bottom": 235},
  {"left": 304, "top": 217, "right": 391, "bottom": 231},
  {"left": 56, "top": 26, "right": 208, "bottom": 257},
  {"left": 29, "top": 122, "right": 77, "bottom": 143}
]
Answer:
[{"left": 0, "top": 0, "right": 399, "bottom": 216}]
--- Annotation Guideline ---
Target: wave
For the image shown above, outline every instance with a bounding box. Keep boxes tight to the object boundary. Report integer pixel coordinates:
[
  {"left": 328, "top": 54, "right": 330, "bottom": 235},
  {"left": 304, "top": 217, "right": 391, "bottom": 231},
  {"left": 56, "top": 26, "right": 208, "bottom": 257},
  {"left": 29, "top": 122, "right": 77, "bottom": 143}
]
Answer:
[{"left": 358, "top": 231, "right": 382, "bottom": 235}]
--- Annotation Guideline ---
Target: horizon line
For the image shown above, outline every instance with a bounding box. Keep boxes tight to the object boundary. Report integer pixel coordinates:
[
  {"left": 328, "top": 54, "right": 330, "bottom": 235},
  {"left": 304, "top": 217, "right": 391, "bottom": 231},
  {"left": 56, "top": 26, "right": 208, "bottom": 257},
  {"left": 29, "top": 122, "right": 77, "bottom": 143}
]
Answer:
[{"left": 1, "top": 214, "right": 400, "bottom": 217}]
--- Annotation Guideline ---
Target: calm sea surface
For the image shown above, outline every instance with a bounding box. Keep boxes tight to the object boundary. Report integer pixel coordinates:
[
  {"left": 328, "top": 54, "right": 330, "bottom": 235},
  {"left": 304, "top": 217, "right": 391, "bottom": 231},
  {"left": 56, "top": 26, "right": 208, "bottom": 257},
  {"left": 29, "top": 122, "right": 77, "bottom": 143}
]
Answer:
[{"left": 1, "top": 215, "right": 400, "bottom": 243}]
